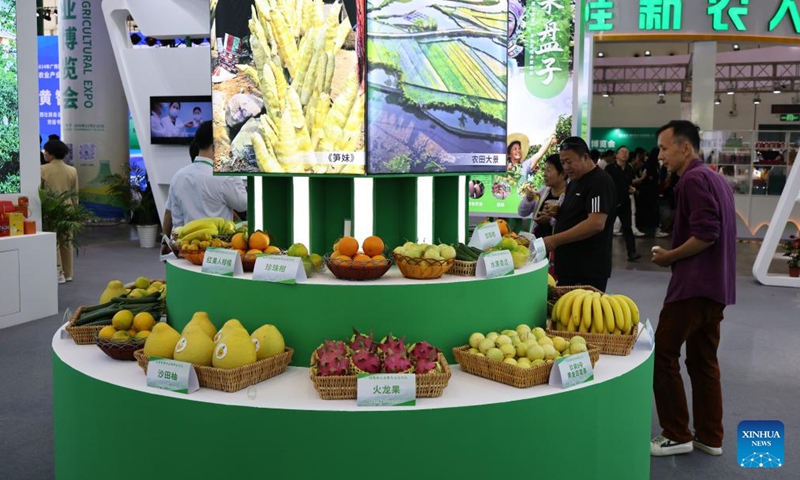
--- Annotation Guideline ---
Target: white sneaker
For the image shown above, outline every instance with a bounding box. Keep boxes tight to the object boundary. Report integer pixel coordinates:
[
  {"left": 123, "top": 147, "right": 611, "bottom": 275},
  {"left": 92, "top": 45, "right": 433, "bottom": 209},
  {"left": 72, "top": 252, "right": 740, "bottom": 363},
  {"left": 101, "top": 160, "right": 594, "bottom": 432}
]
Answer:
[
  {"left": 655, "top": 230, "right": 669, "bottom": 238},
  {"left": 57, "top": 274, "right": 66, "bottom": 284},
  {"left": 693, "top": 438, "right": 722, "bottom": 456},
  {"left": 65, "top": 277, "right": 73, "bottom": 282},
  {"left": 651, "top": 435, "right": 693, "bottom": 456},
  {"left": 613, "top": 231, "right": 622, "bottom": 236},
  {"left": 633, "top": 230, "right": 646, "bottom": 237}
]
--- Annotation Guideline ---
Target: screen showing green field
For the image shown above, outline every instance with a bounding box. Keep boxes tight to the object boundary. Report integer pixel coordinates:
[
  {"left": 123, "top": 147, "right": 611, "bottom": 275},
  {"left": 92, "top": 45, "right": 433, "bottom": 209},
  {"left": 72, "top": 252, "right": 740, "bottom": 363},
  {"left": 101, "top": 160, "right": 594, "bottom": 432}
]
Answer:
[
  {"left": 0, "top": 0, "right": 19, "bottom": 193},
  {"left": 366, "top": 0, "right": 508, "bottom": 174}
]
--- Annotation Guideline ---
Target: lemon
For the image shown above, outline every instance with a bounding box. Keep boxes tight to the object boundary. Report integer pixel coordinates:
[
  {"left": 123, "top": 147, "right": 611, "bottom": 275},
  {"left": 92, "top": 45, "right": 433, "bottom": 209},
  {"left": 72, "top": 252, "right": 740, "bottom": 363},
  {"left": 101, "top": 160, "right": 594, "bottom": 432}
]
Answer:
[
  {"left": 133, "top": 312, "right": 156, "bottom": 332},
  {"left": 112, "top": 310, "right": 134, "bottom": 330},
  {"left": 112, "top": 330, "right": 132, "bottom": 342},
  {"left": 134, "top": 330, "right": 151, "bottom": 342},
  {"left": 98, "top": 326, "right": 117, "bottom": 339}
]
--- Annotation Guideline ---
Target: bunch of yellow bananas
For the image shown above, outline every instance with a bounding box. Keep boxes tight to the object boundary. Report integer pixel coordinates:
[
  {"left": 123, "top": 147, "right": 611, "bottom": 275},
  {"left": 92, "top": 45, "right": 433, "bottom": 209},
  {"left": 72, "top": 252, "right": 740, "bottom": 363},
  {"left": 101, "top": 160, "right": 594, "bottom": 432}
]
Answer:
[
  {"left": 175, "top": 217, "right": 237, "bottom": 244},
  {"left": 551, "top": 289, "right": 640, "bottom": 335}
]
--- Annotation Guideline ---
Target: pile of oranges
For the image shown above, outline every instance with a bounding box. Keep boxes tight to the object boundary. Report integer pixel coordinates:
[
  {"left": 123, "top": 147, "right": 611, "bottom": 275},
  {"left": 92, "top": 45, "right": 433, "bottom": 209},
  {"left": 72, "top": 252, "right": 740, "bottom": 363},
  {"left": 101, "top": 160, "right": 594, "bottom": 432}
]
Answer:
[
  {"left": 331, "top": 235, "right": 386, "bottom": 268},
  {"left": 231, "top": 231, "right": 281, "bottom": 256}
]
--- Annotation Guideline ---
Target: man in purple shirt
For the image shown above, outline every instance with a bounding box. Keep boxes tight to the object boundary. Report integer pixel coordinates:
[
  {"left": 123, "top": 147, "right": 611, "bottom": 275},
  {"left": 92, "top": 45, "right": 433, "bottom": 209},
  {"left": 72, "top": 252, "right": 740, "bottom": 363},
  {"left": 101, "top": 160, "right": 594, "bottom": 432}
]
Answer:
[{"left": 649, "top": 120, "right": 737, "bottom": 457}]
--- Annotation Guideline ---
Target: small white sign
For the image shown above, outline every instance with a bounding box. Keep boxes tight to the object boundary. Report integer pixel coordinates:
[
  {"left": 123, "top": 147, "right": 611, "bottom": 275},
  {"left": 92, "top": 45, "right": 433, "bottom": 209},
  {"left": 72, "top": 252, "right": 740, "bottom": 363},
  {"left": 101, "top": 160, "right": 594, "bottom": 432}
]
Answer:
[
  {"left": 476, "top": 250, "right": 515, "bottom": 279},
  {"left": 201, "top": 247, "right": 243, "bottom": 277},
  {"left": 146, "top": 358, "right": 199, "bottom": 394},
  {"left": 357, "top": 373, "right": 416, "bottom": 407},
  {"left": 532, "top": 238, "right": 547, "bottom": 263},
  {"left": 549, "top": 351, "right": 594, "bottom": 389},
  {"left": 636, "top": 319, "right": 655, "bottom": 351},
  {"left": 252, "top": 255, "right": 307, "bottom": 284},
  {"left": 468, "top": 222, "right": 502, "bottom": 250}
]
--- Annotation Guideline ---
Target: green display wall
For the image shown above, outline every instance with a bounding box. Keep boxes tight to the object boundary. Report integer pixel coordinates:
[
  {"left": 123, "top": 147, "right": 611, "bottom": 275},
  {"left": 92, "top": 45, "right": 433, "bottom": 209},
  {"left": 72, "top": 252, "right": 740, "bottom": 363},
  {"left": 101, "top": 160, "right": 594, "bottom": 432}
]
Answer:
[
  {"left": 53, "top": 351, "right": 654, "bottom": 480},
  {"left": 166, "top": 260, "right": 548, "bottom": 366}
]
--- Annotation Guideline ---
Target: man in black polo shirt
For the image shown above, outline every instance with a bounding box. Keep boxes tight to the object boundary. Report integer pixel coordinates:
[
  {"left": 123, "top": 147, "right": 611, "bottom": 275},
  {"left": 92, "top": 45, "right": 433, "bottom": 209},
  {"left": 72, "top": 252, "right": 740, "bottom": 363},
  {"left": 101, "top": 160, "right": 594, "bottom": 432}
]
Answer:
[
  {"left": 605, "top": 146, "right": 642, "bottom": 261},
  {"left": 543, "top": 137, "right": 617, "bottom": 292}
]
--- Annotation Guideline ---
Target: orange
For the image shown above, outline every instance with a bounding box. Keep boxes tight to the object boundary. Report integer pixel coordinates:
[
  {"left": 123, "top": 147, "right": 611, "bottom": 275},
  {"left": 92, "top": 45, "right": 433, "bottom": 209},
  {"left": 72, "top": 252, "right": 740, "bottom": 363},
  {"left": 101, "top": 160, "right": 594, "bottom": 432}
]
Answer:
[
  {"left": 246, "top": 248, "right": 263, "bottom": 255},
  {"left": 352, "top": 253, "right": 371, "bottom": 269},
  {"left": 235, "top": 249, "right": 246, "bottom": 256},
  {"left": 249, "top": 231, "right": 270, "bottom": 250},
  {"left": 264, "top": 246, "right": 281, "bottom": 254},
  {"left": 331, "top": 252, "right": 351, "bottom": 260},
  {"left": 337, "top": 236, "right": 359, "bottom": 257},
  {"left": 371, "top": 254, "right": 386, "bottom": 261},
  {"left": 363, "top": 236, "right": 384, "bottom": 257},
  {"left": 231, "top": 232, "right": 248, "bottom": 251},
  {"left": 496, "top": 219, "right": 510, "bottom": 236}
]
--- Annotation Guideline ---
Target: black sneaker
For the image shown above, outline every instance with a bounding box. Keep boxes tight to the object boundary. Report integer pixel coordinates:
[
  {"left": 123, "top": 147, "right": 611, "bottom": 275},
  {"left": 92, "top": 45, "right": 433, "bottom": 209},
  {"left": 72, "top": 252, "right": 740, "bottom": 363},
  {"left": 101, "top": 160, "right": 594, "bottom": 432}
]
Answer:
[
  {"left": 651, "top": 435, "right": 693, "bottom": 456},
  {"left": 627, "top": 253, "right": 642, "bottom": 261}
]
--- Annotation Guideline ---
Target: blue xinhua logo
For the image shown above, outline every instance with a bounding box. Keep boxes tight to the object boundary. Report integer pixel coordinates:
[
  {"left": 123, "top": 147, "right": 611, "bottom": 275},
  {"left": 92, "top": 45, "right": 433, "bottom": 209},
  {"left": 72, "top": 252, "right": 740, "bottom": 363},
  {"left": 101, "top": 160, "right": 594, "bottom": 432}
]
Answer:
[{"left": 738, "top": 421, "right": 784, "bottom": 468}]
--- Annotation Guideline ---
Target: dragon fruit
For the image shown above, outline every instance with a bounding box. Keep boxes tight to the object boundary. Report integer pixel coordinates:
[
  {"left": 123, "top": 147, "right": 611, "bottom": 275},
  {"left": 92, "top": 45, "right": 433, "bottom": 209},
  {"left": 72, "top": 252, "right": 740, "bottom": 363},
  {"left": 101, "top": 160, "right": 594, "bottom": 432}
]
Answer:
[
  {"left": 351, "top": 349, "right": 382, "bottom": 373},
  {"left": 378, "top": 333, "right": 407, "bottom": 355},
  {"left": 350, "top": 328, "right": 377, "bottom": 353},
  {"left": 414, "top": 357, "right": 439, "bottom": 375},
  {"left": 316, "top": 340, "right": 347, "bottom": 359},
  {"left": 407, "top": 341, "right": 439, "bottom": 362},
  {"left": 383, "top": 351, "right": 414, "bottom": 373},
  {"left": 316, "top": 350, "right": 350, "bottom": 376}
]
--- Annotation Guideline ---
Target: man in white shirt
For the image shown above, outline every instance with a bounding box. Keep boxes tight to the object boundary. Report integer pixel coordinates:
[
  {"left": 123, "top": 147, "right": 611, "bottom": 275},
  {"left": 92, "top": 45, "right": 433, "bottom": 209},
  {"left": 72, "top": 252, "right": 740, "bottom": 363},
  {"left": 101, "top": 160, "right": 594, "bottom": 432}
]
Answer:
[{"left": 162, "top": 121, "right": 247, "bottom": 234}]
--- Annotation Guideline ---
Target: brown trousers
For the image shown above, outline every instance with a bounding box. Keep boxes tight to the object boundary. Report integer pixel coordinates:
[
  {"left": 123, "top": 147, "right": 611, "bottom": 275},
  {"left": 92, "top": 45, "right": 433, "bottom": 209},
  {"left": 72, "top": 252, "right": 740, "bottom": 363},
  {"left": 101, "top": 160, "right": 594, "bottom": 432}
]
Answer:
[{"left": 654, "top": 297, "right": 725, "bottom": 447}]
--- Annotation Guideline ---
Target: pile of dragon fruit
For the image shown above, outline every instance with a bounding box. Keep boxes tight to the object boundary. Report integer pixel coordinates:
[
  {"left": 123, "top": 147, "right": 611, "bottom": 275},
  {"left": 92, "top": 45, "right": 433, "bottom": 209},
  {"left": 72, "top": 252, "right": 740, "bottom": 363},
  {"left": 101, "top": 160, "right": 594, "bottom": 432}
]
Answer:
[{"left": 313, "top": 328, "right": 443, "bottom": 376}]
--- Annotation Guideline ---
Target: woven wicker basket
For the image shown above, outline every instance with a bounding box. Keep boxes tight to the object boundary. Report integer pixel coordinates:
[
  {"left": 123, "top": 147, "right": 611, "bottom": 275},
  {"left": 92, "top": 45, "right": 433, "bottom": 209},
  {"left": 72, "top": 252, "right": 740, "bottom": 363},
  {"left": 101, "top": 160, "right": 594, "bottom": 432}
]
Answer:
[
  {"left": 448, "top": 259, "right": 477, "bottom": 277},
  {"left": 181, "top": 249, "right": 206, "bottom": 266},
  {"left": 393, "top": 253, "right": 454, "bottom": 280},
  {"left": 309, "top": 351, "right": 452, "bottom": 400},
  {"left": 546, "top": 320, "right": 638, "bottom": 356},
  {"left": 65, "top": 306, "right": 105, "bottom": 345},
  {"left": 133, "top": 348, "right": 294, "bottom": 393},
  {"left": 96, "top": 337, "right": 145, "bottom": 361},
  {"left": 452, "top": 342, "right": 600, "bottom": 389},
  {"left": 324, "top": 254, "right": 392, "bottom": 281}
]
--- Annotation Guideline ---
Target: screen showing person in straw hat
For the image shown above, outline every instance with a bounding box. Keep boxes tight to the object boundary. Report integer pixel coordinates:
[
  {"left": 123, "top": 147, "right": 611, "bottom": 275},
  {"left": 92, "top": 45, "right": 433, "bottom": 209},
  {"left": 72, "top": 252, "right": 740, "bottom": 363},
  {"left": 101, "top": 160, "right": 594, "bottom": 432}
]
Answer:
[{"left": 507, "top": 133, "right": 530, "bottom": 171}]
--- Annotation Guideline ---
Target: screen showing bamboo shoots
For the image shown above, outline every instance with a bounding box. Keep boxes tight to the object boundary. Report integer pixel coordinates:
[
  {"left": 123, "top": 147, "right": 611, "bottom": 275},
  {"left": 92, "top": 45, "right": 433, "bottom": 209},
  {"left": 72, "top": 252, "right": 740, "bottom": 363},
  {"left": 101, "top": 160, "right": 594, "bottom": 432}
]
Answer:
[
  {"left": 365, "top": 0, "right": 508, "bottom": 174},
  {"left": 211, "top": 0, "right": 366, "bottom": 175}
]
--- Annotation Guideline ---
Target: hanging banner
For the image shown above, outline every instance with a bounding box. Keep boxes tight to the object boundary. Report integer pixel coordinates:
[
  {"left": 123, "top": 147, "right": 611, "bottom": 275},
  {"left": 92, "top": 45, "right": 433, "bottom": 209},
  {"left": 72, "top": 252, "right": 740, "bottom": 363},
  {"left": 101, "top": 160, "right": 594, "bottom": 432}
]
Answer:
[
  {"left": 589, "top": 127, "right": 659, "bottom": 152},
  {"left": 211, "top": 0, "right": 366, "bottom": 175},
  {"left": 469, "top": 0, "right": 575, "bottom": 217},
  {"left": 0, "top": 0, "right": 19, "bottom": 194},
  {"left": 59, "top": 0, "right": 129, "bottom": 219},
  {"left": 38, "top": 36, "right": 62, "bottom": 154}
]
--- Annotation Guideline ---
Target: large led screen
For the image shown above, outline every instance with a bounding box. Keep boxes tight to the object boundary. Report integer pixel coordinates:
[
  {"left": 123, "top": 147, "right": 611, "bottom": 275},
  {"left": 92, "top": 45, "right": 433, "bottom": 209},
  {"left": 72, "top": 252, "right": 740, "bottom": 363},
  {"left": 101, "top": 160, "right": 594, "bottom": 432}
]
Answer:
[
  {"left": 211, "top": 0, "right": 366, "bottom": 175},
  {"left": 366, "top": 0, "right": 508, "bottom": 174},
  {"left": 0, "top": 0, "right": 19, "bottom": 193}
]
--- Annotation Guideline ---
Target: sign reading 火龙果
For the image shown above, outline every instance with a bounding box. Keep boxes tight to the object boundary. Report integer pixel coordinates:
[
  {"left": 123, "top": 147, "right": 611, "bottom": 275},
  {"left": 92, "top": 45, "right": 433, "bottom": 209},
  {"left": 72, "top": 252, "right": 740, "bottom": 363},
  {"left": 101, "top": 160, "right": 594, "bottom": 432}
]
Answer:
[{"left": 585, "top": 0, "right": 800, "bottom": 39}]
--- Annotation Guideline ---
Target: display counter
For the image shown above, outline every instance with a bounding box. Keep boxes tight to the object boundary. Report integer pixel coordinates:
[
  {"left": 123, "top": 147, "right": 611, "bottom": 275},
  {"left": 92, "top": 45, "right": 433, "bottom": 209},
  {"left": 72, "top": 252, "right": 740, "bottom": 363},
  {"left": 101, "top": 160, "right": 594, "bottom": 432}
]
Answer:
[
  {"left": 166, "top": 258, "right": 550, "bottom": 365},
  {"left": 53, "top": 327, "right": 655, "bottom": 480},
  {"left": 0, "top": 232, "right": 58, "bottom": 329}
]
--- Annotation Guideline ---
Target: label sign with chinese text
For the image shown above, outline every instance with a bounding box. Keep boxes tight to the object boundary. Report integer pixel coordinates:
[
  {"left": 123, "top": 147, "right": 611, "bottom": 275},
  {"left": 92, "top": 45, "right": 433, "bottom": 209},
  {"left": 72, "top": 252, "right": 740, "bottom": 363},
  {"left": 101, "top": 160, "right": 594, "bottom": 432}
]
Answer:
[
  {"left": 636, "top": 318, "right": 656, "bottom": 351},
  {"left": 146, "top": 358, "right": 199, "bottom": 394},
  {"left": 469, "top": 222, "right": 502, "bottom": 250},
  {"left": 549, "top": 351, "right": 594, "bottom": 389},
  {"left": 584, "top": 0, "right": 800, "bottom": 39},
  {"left": 532, "top": 238, "right": 547, "bottom": 263},
  {"left": 252, "top": 255, "right": 307, "bottom": 284},
  {"left": 356, "top": 373, "right": 416, "bottom": 407},
  {"left": 476, "top": 250, "right": 515, "bottom": 279},
  {"left": 201, "top": 247, "right": 243, "bottom": 277}
]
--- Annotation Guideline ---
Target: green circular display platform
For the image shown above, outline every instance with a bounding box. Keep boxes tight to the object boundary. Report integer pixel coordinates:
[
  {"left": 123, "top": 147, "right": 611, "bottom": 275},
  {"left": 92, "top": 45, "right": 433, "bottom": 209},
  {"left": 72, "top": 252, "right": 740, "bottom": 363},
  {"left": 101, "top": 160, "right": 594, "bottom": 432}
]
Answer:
[
  {"left": 53, "top": 331, "right": 654, "bottom": 480},
  {"left": 165, "top": 259, "right": 549, "bottom": 365}
]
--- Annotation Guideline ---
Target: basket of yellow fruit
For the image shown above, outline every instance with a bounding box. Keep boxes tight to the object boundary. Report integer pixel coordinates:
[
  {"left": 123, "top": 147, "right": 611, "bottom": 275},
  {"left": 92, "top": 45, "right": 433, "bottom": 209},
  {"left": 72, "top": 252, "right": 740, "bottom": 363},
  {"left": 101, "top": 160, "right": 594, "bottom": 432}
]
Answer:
[
  {"left": 392, "top": 242, "right": 456, "bottom": 280},
  {"left": 325, "top": 235, "right": 392, "bottom": 281},
  {"left": 94, "top": 310, "right": 159, "bottom": 361},
  {"left": 180, "top": 245, "right": 207, "bottom": 266}
]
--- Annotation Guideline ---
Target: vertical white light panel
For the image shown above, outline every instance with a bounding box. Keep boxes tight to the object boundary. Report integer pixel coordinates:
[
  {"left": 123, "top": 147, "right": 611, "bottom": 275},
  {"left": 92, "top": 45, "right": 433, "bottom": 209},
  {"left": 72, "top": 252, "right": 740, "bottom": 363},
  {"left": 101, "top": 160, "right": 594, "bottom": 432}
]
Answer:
[
  {"left": 252, "top": 179, "right": 264, "bottom": 231},
  {"left": 458, "top": 176, "right": 466, "bottom": 243},
  {"left": 416, "top": 177, "right": 433, "bottom": 243},
  {"left": 353, "top": 177, "right": 374, "bottom": 240},
  {"left": 293, "top": 177, "right": 310, "bottom": 247}
]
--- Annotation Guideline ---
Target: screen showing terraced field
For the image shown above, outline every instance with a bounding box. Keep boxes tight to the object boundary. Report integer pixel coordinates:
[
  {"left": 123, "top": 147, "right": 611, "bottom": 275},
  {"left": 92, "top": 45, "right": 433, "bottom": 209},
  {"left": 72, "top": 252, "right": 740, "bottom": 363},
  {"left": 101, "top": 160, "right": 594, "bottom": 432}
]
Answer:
[{"left": 366, "top": 0, "right": 508, "bottom": 174}]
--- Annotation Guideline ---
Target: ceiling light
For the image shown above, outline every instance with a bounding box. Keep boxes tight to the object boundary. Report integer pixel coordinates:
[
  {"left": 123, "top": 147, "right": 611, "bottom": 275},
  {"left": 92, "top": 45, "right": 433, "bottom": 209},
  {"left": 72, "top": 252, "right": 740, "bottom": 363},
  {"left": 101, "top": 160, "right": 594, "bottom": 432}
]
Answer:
[
  {"left": 774, "top": 84, "right": 783, "bottom": 94},
  {"left": 644, "top": 50, "right": 652, "bottom": 57},
  {"left": 597, "top": 52, "right": 604, "bottom": 58},
  {"left": 657, "top": 97, "right": 666, "bottom": 105},
  {"left": 733, "top": 44, "right": 740, "bottom": 51},
  {"left": 602, "top": 91, "right": 609, "bottom": 98},
  {"left": 715, "top": 95, "right": 721, "bottom": 105},
  {"left": 727, "top": 86, "right": 735, "bottom": 95},
  {"left": 753, "top": 94, "right": 761, "bottom": 105}
]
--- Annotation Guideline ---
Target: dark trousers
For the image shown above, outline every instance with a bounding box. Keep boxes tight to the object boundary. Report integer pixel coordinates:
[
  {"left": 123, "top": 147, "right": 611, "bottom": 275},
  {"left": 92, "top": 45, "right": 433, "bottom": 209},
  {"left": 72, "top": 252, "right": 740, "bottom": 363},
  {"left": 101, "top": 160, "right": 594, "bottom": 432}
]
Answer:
[
  {"left": 613, "top": 201, "right": 636, "bottom": 256},
  {"left": 557, "top": 276, "right": 608, "bottom": 293},
  {"left": 654, "top": 297, "right": 725, "bottom": 447}
]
